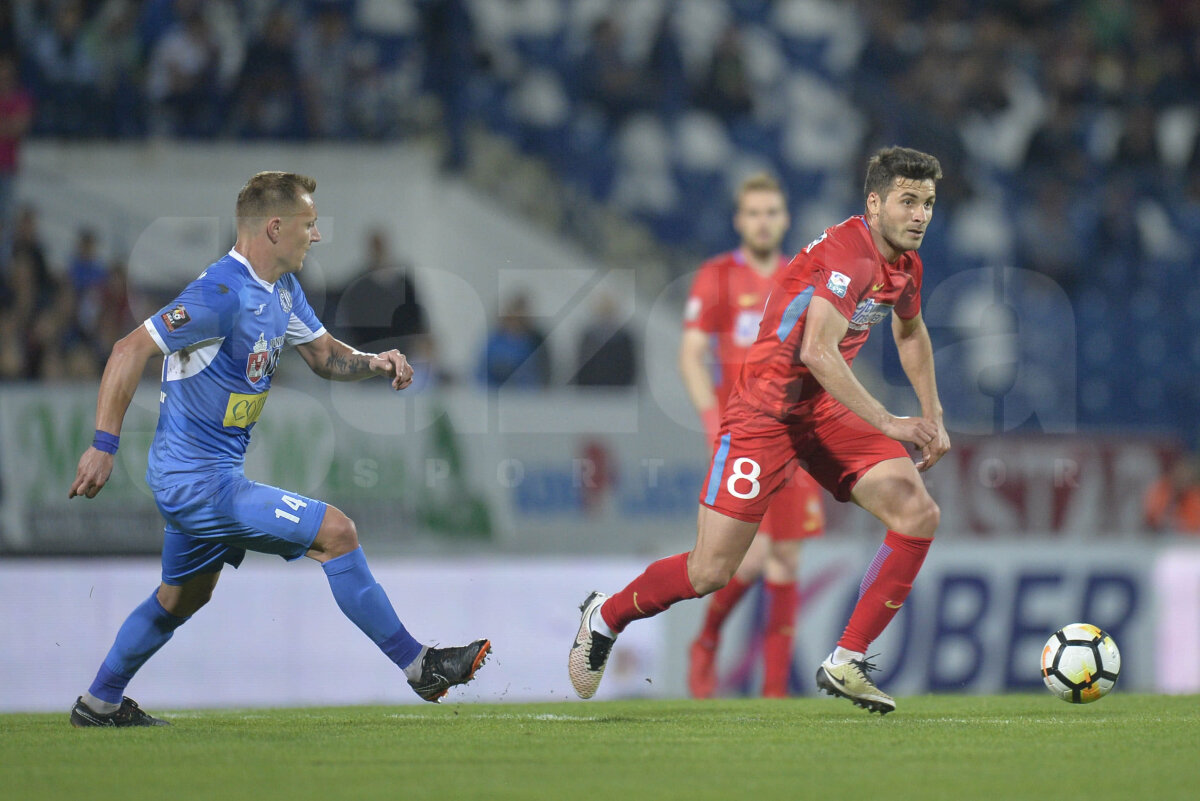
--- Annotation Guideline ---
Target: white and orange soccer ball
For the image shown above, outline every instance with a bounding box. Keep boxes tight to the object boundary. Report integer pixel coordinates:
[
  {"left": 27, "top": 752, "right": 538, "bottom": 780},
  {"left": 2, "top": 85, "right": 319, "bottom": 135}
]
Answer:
[{"left": 1040, "top": 623, "right": 1121, "bottom": 703}]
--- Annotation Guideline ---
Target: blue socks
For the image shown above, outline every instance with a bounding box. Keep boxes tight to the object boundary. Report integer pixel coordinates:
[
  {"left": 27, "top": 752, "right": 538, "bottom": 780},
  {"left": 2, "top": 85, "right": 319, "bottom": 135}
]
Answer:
[
  {"left": 83, "top": 549, "right": 422, "bottom": 707},
  {"left": 87, "top": 590, "right": 189, "bottom": 705},
  {"left": 322, "top": 547, "right": 424, "bottom": 670}
]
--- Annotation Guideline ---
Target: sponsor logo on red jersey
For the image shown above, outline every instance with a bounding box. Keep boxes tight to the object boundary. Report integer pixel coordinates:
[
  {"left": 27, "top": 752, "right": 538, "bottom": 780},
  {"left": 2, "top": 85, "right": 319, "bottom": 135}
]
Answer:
[
  {"left": 848, "top": 298, "right": 894, "bottom": 331},
  {"left": 827, "top": 271, "right": 850, "bottom": 297}
]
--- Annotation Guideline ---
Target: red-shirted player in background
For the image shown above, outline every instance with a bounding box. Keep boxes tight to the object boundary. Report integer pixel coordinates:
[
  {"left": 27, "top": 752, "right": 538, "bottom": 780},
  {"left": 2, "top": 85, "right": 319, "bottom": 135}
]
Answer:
[
  {"left": 571, "top": 147, "right": 950, "bottom": 714},
  {"left": 679, "top": 173, "right": 825, "bottom": 698}
]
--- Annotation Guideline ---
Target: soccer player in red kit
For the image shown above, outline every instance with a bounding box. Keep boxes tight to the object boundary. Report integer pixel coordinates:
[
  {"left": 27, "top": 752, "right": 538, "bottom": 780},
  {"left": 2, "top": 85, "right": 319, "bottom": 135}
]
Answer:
[
  {"left": 570, "top": 147, "right": 949, "bottom": 713},
  {"left": 679, "top": 173, "right": 825, "bottom": 698}
]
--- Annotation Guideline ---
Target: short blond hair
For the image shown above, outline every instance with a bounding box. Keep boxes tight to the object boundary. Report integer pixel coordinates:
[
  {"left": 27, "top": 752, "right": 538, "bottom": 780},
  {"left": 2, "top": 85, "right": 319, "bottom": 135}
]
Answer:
[
  {"left": 735, "top": 172, "right": 786, "bottom": 209},
  {"left": 236, "top": 171, "right": 317, "bottom": 222}
]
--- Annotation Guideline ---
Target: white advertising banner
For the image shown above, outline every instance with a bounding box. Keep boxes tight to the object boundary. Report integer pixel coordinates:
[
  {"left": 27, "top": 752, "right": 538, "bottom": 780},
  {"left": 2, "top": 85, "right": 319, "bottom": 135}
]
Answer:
[
  {"left": 1154, "top": 546, "right": 1200, "bottom": 693},
  {"left": 0, "top": 557, "right": 663, "bottom": 712},
  {"left": 2, "top": 540, "right": 1186, "bottom": 711}
]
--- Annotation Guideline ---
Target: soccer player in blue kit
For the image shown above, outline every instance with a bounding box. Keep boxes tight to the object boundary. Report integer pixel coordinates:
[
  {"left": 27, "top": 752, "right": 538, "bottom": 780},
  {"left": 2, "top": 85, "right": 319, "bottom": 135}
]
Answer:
[{"left": 68, "top": 172, "right": 490, "bottom": 726}]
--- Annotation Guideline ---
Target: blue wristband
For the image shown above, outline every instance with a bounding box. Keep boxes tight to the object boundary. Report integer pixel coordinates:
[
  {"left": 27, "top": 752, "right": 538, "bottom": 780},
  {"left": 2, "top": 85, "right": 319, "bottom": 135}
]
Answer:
[{"left": 92, "top": 430, "right": 119, "bottom": 454}]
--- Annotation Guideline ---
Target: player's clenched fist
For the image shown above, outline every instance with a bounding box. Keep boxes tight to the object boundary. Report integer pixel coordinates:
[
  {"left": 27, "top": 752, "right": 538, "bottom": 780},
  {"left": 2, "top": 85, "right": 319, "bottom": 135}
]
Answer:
[
  {"left": 69, "top": 448, "right": 114, "bottom": 499},
  {"left": 369, "top": 349, "right": 414, "bottom": 390},
  {"left": 916, "top": 419, "right": 950, "bottom": 472},
  {"left": 881, "top": 415, "right": 937, "bottom": 446},
  {"left": 882, "top": 415, "right": 950, "bottom": 471}
]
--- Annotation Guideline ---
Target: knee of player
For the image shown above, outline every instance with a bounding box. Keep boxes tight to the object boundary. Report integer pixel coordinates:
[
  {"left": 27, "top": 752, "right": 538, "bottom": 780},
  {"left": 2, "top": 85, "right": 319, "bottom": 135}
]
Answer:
[
  {"left": 324, "top": 509, "right": 361, "bottom": 553},
  {"left": 883, "top": 487, "right": 939, "bottom": 538},
  {"left": 194, "top": 583, "right": 217, "bottom": 608},
  {"left": 905, "top": 494, "right": 940, "bottom": 537},
  {"left": 158, "top": 580, "right": 215, "bottom": 617},
  {"left": 688, "top": 556, "right": 736, "bottom": 596}
]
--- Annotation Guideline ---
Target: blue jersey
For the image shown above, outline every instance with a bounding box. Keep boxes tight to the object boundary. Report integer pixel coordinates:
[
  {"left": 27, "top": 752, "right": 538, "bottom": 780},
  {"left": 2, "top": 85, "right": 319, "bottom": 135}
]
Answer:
[{"left": 143, "top": 250, "right": 324, "bottom": 489}]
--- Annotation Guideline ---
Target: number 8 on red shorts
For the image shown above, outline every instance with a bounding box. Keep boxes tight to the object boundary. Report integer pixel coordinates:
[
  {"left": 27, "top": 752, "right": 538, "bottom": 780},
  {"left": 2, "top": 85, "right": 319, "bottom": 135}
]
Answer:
[
  {"left": 701, "top": 424, "right": 799, "bottom": 524},
  {"left": 701, "top": 400, "right": 911, "bottom": 521}
]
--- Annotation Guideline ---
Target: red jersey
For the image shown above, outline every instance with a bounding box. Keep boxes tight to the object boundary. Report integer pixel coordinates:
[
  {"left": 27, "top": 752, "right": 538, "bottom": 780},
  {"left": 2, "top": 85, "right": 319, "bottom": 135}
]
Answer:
[
  {"left": 683, "top": 250, "right": 788, "bottom": 411},
  {"left": 0, "top": 88, "right": 33, "bottom": 172},
  {"left": 732, "top": 215, "right": 923, "bottom": 421}
]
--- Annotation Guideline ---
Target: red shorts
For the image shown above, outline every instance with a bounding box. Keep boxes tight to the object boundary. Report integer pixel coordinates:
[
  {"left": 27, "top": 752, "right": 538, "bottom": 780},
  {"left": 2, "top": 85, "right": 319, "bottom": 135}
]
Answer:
[
  {"left": 700, "top": 396, "right": 909, "bottom": 523},
  {"left": 758, "top": 467, "right": 824, "bottom": 540}
]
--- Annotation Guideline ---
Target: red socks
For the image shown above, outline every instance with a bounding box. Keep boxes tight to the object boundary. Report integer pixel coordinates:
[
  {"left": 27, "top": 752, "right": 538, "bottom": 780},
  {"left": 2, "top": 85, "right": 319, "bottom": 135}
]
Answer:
[
  {"left": 761, "top": 581, "right": 798, "bottom": 697},
  {"left": 695, "top": 574, "right": 752, "bottom": 646},
  {"left": 601, "top": 552, "right": 699, "bottom": 633},
  {"left": 838, "top": 530, "right": 931, "bottom": 652}
]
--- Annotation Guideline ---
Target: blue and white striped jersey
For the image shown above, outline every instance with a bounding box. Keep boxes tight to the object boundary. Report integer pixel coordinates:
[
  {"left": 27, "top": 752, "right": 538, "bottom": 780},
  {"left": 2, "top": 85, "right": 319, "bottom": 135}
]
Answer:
[{"left": 142, "top": 249, "right": 324, "bottom": 488}]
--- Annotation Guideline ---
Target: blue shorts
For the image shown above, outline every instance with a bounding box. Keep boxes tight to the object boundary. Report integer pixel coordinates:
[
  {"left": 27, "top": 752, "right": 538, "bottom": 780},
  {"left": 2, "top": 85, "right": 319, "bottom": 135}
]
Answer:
[{"left": 154, "top": 472, "right": 327, "bottom": 585}]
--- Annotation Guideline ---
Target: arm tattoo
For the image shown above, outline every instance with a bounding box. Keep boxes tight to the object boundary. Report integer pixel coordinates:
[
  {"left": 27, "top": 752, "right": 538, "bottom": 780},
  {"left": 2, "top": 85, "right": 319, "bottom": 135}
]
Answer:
[{"left": 323, "top": 350, "right": 374, "bottom": 379}]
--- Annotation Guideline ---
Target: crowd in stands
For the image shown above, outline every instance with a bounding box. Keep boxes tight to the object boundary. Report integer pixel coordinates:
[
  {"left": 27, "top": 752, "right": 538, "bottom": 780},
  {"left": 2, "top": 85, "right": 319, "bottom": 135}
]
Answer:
[
  {"left": 1, "top": 1, "right": 1198, "bottom": 435},
  {"left": 0, "top": 202, "right": 638, "bottom": 388},
  {"left": 0, "top": 205, "right": 137, "bottom": 380}
]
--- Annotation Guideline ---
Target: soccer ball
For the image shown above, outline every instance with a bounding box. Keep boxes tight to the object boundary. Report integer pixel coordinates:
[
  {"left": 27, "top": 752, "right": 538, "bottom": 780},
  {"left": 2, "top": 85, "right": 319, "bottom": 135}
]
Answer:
[{"left": 1040, "top": 623, "right": 1121, "bottom": 703}]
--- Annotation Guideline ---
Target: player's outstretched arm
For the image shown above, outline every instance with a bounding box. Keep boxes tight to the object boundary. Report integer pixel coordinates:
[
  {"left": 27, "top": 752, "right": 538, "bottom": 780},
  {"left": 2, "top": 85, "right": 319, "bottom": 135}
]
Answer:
[
  {"left": 69, "top": 326, "right": 161, "bottom": 499},
  {"left": 799, "top": 296, "right": 939, "bottom": 451},
  {"left": 296, "top": 332, "right": 414, "bottom": 390},
  {"left": 892, "top": 312, "right": 950, "bottom": 470}
]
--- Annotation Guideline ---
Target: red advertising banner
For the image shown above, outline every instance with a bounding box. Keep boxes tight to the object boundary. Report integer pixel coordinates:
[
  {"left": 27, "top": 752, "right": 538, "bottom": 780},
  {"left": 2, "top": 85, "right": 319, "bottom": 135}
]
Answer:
[{"left": 923, "top": 435, "right": 1180, "bottom": 536}]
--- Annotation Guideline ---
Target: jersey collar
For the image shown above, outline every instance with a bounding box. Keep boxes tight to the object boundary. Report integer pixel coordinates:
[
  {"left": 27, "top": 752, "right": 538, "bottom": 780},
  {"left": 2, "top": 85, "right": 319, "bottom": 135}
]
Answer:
[{"left": 228, "top": 248, "right": 276, "bottom": 291}]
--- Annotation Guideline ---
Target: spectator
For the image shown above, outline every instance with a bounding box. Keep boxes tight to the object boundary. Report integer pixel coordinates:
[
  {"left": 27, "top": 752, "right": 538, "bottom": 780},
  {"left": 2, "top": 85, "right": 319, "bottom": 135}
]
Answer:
[
  {"left": 83, "top": 0, "right": 146, "bottom": 137},
  {"left": 335, "top": 227, "right": 436, "bottom": 384},
  {"left": 9, "top": 205, "right": 56, "bottom": 307},
  {"left": 418, "top": 0, "right": 478, "bottom": 170},
  {"left": 297, "top": 4, "right": 355, "bottom": 139},
  {"left": 1111, "top": 103, "right": 1166, "bottom": 189},
  {"left": 693, "top": 24, "right": 754, "bottom": 122},
  {"left": 573, "top": 293, "right": 636, "bottom": 387},
  {"left": 145, "top": 4, "right": 223, "bottom": 137},
  {"left": 1144, "top": 455, "right": 1200, "bottom": 534},
  {"left": 1094, "top": 175, "right": 1145, "bottom": 267},
  {"left": 67, "top": 227, "right": 106, "bottom": 337},
  {"left": 577, "top": 16, "right": 649, "bottom": 126},
  {"left": 1023, "top": 101, "right": 1093, "bottom": 184},
  {"left": 647, "top": 11, "right": 686, "bottom": 120},
  {"left": 1013, "top": 177, "right": 1091, "bottom": 292},
  {"left": 94, "top": 257, "right": 136, "bottom": 355},
  {"left": 231, "top": 6, "right": 305, "bottom": 139},
  {"left": 27, "top": 274, "right": 77, "bottom": 381},
  {"left": 0, "top": 251, "right": 39, "bottom": 378},
  {"left": 68, "top": 227, "right": 105, "bottom": 292},
  {"left": 0, "top": 52, "right": 33, "bottom": 261},
  {"left": 29, "top": 0, "right": 100, "bottom": 136},
  {"left": 0, "top": 308, "right": 25, "bottom": 379},
  {"left": 478, "top": 291, "right": 549, "bottom": 389}
]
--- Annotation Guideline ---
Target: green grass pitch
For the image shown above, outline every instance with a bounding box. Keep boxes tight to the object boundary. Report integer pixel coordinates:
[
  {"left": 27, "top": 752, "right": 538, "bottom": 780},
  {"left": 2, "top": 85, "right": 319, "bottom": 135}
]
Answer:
[{"left": 3, "top": 695, "right": 1197, "bottom": 801}]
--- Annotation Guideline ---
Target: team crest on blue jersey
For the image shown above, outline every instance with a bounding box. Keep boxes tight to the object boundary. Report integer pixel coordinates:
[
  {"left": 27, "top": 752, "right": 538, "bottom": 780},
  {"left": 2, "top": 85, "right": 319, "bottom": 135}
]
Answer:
[
  {"left": 246, "top": 333, "right": 271, "bottom": 383},
  {"left": 278, "top": 287, "right": 293, "bottom": 313},
  {"left": 161, "top": 305, "right": 191, "bottom": 332},
  {"left": 246, "top": 332, "right": 285, "bottom": 383}
]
